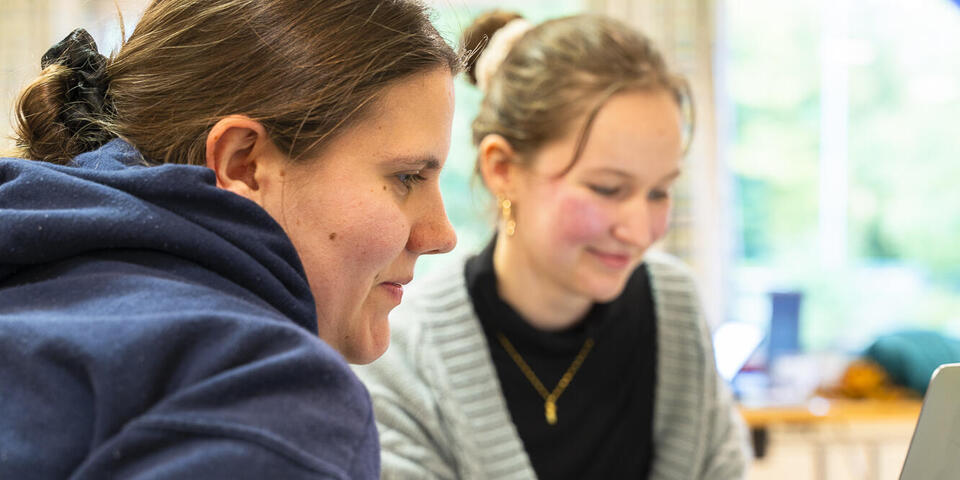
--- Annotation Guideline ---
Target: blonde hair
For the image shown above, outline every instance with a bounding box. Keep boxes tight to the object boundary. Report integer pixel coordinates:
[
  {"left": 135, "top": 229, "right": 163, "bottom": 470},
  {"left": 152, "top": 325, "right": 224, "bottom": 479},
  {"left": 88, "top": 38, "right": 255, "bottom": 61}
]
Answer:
[
  {"left": 462, "top": 11, "right": 692, "bottom": 177},
  {"left": 15, "top": 0, "right": 459, "bottom": 166}
]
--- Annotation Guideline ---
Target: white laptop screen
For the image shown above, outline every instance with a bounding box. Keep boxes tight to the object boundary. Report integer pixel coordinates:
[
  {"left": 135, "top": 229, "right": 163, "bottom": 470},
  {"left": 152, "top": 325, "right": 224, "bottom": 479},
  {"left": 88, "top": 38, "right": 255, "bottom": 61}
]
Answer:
[{"left": 899, "top": 363, "right": 960, "bottom": 480}]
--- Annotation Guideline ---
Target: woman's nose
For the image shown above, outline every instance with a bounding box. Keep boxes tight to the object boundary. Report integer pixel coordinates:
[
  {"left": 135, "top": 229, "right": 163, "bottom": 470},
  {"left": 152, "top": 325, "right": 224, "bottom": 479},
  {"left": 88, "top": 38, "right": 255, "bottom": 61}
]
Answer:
[
  {"left": 407, "top": 194, "right": 457, "bottom": 255},
  {"left": 612, "top": 204, "right": 655, "bottom": 249}
]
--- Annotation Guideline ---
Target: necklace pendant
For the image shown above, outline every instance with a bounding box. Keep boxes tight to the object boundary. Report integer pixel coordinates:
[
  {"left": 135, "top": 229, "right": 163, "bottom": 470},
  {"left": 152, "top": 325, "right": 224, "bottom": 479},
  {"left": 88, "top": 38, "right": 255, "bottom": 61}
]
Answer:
[{"left": 545, "top": 400, "right": 557, "bottom": 425}]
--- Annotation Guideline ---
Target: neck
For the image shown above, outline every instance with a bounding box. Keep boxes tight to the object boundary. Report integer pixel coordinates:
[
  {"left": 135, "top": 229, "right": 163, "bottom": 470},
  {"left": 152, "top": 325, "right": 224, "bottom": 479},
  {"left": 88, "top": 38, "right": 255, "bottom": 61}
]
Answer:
[{"left": 492, "top": 233, "right": 593, "bottom": 331}]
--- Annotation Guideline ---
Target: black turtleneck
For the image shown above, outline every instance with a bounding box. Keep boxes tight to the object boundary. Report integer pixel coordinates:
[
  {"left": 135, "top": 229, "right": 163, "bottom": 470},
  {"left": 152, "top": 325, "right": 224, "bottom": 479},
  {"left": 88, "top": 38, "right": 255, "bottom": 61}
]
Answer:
[{"left": 465, "top": 238, "right": 657, "bottom": 480}]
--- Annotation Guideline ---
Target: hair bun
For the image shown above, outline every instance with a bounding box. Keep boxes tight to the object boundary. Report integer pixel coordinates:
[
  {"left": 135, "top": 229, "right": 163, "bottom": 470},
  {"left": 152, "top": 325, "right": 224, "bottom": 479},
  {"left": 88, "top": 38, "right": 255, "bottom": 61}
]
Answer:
[
  {"left": 41, "top": 29, "right": 106, "bottom": 73},
  {"left": 14, "top": 28, "right": 115, "bottom": 164},
  {"left": 461, "top": 10, "right": 524, "bottom": 86},
  {"left": 41, "top": 28, "right": 112, "bottom": 121}
]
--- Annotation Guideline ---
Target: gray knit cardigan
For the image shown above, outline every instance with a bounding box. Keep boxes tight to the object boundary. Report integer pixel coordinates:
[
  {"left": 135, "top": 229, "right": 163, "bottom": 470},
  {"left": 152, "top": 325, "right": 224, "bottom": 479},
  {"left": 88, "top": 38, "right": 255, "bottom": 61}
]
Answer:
[{"left": 353, "top": 251, "right": 750, "bottom": 479}]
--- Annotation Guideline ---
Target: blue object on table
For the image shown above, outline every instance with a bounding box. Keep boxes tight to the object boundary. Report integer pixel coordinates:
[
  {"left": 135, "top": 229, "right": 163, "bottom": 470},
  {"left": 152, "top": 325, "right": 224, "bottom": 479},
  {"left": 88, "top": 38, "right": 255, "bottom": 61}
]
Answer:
[
  {"left": 767, "top": 291, "right": 803, "bottom": 367},
  {"left": 865, "top": 330, "right": 960, "bottom": 394}
]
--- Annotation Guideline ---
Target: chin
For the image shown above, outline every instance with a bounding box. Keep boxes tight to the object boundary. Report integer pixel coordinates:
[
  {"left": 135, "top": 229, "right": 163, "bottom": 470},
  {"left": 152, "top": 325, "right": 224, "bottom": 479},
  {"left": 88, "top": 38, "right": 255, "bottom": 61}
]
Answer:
[
  {"left": 342, "top": 315, "right": 391, "bottom": 365},
  {"left": 341, "top": 338, "right": 388, "bottom": 365},
  {"left": 590, "top": 288, "right": 624, "bottom": 303},
  {"left": 580, "top": 275, "right": 632, "bottom": 303}
]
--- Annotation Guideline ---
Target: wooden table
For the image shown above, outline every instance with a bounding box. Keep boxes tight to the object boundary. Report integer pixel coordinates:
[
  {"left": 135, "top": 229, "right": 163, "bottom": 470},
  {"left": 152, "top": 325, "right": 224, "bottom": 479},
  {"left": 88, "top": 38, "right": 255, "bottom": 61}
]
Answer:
[
  {"left": 740, "top": 397, "right": 922, "bottom": 428},
  {"left": 739, "top": 398, "right": 923, "bottom": 480}
]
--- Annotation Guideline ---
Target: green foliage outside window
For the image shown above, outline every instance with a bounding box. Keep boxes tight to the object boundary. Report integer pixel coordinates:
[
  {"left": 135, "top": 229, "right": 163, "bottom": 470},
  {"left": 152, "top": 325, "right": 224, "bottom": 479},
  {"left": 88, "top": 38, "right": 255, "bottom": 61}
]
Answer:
[{"left": 729, "top": 0, "right": 960, "bottom": 350}]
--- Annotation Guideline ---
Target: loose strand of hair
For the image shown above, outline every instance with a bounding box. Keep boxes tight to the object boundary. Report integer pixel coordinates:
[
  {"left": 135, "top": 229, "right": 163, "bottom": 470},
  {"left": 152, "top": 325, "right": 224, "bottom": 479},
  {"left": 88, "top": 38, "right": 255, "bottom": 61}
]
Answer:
[{"left": 556, "top": 81, "right": 632, "bottom": 178}]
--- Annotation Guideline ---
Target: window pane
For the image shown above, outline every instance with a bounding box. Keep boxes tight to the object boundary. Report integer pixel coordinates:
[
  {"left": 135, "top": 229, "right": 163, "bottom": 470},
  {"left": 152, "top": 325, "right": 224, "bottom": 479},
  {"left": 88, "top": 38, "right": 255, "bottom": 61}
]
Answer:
[{"left": 727, "top": 0, "right": 960, "bottom": 350}]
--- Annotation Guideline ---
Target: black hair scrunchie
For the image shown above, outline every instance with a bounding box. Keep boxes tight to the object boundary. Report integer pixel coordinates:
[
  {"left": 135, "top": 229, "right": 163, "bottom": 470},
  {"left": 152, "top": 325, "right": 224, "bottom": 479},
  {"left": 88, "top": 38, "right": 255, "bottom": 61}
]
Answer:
[{"left": 41, "top": 28, "right": 114, "bottom": 136}]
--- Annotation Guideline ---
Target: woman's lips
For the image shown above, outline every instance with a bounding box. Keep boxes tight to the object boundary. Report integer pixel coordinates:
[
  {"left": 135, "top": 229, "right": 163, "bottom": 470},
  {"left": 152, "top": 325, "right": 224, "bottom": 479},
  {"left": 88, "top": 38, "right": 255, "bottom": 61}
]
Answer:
[
  {"left": 587, "top": 248, "right": 631, "bottom": 269},
  {"left": 379, "top": 282, "right": 404, "bottom": 304}
]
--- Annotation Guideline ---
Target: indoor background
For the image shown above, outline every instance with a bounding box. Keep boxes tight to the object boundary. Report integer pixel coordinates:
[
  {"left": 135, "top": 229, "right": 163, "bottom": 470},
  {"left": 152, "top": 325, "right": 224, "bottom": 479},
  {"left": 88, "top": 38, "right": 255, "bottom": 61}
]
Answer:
[{"left": 3, "top": 1, "right": 958, "bottom": 479}]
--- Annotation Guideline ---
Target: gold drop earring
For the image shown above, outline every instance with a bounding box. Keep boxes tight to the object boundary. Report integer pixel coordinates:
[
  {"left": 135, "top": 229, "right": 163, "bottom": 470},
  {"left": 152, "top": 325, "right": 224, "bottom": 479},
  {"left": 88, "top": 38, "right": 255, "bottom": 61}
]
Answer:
[{"left": 498, "top": 195, "right": 516, "bottom": 237}]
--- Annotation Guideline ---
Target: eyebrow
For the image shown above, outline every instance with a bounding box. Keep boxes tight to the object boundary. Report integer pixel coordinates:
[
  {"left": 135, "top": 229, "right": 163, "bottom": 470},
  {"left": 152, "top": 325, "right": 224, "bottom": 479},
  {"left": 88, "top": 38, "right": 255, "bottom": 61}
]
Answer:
[
  {"left": 658, "top": 169, "right": 683, "bottom": 183},
  {"left": 588, "top": 167, "right": 683, "bottom": 183},
  {"left": 384, "top": 155, "right": 441, "bottom": 171}
]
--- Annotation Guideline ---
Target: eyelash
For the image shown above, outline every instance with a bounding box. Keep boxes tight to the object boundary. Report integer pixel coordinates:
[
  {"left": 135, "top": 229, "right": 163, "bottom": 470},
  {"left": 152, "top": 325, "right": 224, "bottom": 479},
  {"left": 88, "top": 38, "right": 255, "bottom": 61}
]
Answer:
[
  {"left": 588, "top": 184, "right": 671, "bottom": 201},
  {"left": 648, "top": 189, "right": 670, "bottom": 201},
  {"left": 396, "top": 172, "right": 426, "bottom": 191},
  {"left": 588, "top": 184, "right": 621, "bottom": 197}
]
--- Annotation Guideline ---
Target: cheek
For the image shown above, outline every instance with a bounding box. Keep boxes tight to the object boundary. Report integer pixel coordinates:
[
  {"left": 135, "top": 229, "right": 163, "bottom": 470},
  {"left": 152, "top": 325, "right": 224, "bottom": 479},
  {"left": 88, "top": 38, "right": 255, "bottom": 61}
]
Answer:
[
  {"left": 338, "top": 206, "right": 408, "bottom": 275},
  {"left": 651, "top": 204, "right": 672, "bottom": 242},
  {"left": 285, "top": 190, "right": 407, "bottom": 293},
  {"left": 552, "top": 193, "right": 613, "bottom": 245}
]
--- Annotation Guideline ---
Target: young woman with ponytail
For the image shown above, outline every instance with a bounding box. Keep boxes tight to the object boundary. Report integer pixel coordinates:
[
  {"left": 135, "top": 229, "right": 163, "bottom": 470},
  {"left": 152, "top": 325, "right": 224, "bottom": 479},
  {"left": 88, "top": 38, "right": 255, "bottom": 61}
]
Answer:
[
  {"left": 354, "top": 11, "right": 751, "bottom": 480},
  {"left": 0, "top": 1, "right": 460, "bottom": 478}
]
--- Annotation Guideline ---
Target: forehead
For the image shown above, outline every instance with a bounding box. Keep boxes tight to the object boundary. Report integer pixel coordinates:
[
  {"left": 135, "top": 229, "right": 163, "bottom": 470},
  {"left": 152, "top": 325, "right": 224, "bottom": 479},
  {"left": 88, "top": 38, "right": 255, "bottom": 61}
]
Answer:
[
  {"left": 554, "top": 89, "right": 684, "bottom": 179},
  {"left": 298, "top": 68, "right": 456, "bottom": 175},
  {"left": 372, "top": 67, "right": 456, "bottom": 123}
]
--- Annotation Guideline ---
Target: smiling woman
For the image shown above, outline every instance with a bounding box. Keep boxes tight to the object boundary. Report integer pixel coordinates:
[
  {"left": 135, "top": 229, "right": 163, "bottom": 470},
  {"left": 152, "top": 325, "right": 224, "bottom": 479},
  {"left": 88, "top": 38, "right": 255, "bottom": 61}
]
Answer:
[
  {"left": 487, "top": 89, "right": 685, "bottom": 329},
  {"left": 0, "top": 0, "right": 458, "bottom": 479},
  {"left": 354, "top": 11, "right": 750, "bottom": 480}
]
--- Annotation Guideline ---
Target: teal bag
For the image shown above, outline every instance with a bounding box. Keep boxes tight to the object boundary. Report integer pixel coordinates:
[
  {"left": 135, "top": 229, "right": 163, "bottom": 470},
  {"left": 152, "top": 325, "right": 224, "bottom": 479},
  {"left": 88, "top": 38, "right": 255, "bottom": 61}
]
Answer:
[{"left": 864, "top": 330, "right": 960, "bottom": 394}]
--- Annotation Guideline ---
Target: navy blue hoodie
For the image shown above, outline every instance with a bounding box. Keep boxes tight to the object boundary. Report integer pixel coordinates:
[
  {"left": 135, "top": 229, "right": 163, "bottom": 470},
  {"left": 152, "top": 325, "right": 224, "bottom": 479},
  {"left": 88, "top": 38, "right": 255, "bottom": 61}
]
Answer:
[{"left": 0, "top": 140, "right": 379, "bottom": 479}]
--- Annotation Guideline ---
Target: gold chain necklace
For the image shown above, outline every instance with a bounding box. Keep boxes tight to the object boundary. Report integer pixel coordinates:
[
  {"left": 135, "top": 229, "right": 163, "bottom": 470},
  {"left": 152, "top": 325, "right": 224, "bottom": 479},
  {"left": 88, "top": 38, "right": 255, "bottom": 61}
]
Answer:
[{"left": 496, "top": 332, "right": 595, "bottom": 426}]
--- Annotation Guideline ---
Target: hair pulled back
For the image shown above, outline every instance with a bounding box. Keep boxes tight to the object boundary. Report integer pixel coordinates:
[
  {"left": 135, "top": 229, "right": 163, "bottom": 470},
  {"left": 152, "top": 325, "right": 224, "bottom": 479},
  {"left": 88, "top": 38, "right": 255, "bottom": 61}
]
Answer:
[
  {"left": 14, "top": 0, "right": 459, "bottom": 166},
  {"left": 461, "top": 11, "right": 692, "bottom": 176}
]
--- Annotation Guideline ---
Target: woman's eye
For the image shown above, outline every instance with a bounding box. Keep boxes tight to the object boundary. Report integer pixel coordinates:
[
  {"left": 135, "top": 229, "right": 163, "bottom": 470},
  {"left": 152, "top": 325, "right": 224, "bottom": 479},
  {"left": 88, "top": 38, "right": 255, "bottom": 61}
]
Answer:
[
  {"left": 588, "top": 184, "right": 621, "bottom": 197},
  {"left": 396, "top": 172, "right": 426, "bottom": 191},
  {"left": 648, "top": 189, "right": 670, "bottom": 201}
]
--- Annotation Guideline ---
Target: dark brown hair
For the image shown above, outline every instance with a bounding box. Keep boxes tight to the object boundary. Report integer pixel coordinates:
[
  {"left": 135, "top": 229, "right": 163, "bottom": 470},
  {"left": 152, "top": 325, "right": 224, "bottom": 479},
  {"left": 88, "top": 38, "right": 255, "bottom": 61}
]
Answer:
[
  {"left": 462, "top": 11, "right": 692, "bottom": 178},
  {"left": 14, "top": 0, "right": 459, "bottom": 165}
]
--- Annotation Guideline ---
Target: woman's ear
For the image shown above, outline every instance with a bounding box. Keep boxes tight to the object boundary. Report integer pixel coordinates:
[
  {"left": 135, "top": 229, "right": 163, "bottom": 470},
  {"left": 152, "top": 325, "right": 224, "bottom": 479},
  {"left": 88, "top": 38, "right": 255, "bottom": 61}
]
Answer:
[
  {"left": 205, "top": 115, "right": 283, "bottom": 205},
  {"left": 478, "top": 134, "right": 519, "bottom": 199}
]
